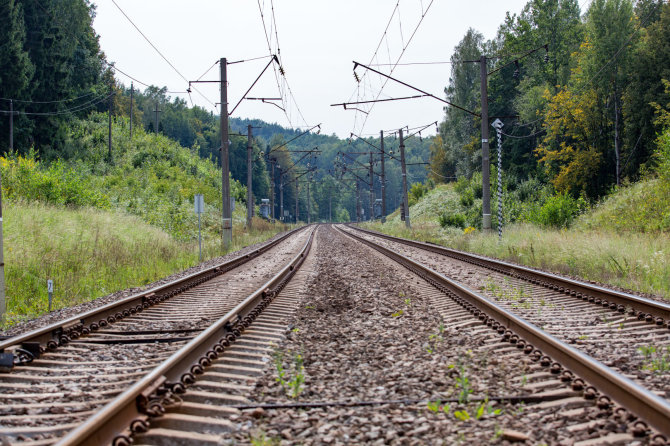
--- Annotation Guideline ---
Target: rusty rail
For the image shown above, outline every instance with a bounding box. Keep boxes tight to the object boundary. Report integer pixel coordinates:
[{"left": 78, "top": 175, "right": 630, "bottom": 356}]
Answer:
[
  {"left": 338, "top": 225, "right": 670, "bottom": 439},
  {"left": 56, "top": 226, "right": 316, "bottom": 446},
  {"left": 0, "top": 225, "right": 308, "bottom": 366},
  {"left": 348, "top": 225, "right": 670, "bottom": 323}
]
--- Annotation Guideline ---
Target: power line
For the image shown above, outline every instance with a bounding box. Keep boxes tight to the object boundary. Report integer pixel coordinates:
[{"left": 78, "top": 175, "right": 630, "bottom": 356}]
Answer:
[
  {"left": 109, "top": 0, "right": 216, "bottom": 108},
  {"left": 110, "top": 0, "right": 188, "bottom": 83},
  {"left": 0, "top": 91, "right": 96, "bottom": 104},
  {"left": 368, "top": 61, "right": 452, "bottom": 66},
  {"left": 0, "top": 92, "right": 113, "bottom": 116},
  {"left": 357, "top": 0, "right": 436, "bottom": 136}
]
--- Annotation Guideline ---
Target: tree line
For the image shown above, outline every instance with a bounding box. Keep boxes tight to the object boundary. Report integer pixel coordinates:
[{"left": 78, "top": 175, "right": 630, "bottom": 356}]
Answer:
[{"left": 430, "top": 0, "right": 670, "bottom": 200}]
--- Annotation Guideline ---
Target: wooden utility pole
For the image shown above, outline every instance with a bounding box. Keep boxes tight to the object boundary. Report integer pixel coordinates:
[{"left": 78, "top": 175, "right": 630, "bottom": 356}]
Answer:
[
  {"left": 220, "top": 57, "right": 232, "bottom": 250},
  {"left": 246, "top": 125, "right": 253, "bottom": 229},
  {"left": 129, "top": 82, "right": 134, "bottom": 139},
  {"left": 108, "top": 85, "right": 113, "bottom": 160},
  {"left": 153, "top": 103, "right": 161, "bottom": 134},
  {"left": 380, "top": 130, "right": 386, "bottom": 223},
  {"left": 9, "top": 100, "right": 13, "bottom": 151},
  {"left": 399, "top": 128, "right": 410, "bottom": 228},
  {"left": 480, "top": 55, "right": 492, "bottom": 231}
]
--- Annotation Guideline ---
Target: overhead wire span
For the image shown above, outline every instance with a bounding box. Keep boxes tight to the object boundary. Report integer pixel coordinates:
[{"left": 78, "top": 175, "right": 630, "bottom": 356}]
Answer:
[
  {"left": 0, "top": 91, "right": 113, "bottom": 116},
  {"left": 0, "top": 91, "right": 96, "bottom": 104},
  {"left": 356, "top": 0, "right": 437, "bottom": 135}
]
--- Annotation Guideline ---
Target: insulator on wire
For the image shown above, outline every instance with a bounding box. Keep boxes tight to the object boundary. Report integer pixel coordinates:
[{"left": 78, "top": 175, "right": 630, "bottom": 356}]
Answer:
[
  {"left": 544, "top": 44, "right": 549, "bottom": 63},
  {"left": 354, "top": 71, "right": 360, "bottom": 83},
  {"left": 513, "top": 60, "right": 520, "bottom": 79}
]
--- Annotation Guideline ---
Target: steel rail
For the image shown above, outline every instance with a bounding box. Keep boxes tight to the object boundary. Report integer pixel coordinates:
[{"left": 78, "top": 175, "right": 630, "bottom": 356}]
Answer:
[
  {"left": 348, "top": 225, "right": 670, "bottom": 323},
  {"left": 0, "top": 225, "right": 309, "bottom": 362},
  {"left": 56, "top": 226, "right": 316, "bottom": 446},
  {"left": 337, "top": 225, "right": 670, "bottom": 439}
]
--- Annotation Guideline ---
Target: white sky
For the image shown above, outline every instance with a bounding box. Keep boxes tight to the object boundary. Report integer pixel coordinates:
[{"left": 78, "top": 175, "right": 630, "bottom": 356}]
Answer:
[{"left": 92, "top": 0, "right": 529, "bottom": 138}]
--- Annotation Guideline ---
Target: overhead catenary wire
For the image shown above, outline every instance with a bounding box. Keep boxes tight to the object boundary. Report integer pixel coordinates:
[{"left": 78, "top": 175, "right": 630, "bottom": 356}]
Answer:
[
  {"left": 355, "top": 0, "right": 436, "bottom": 136},
  {"left": 109, "top": 0, "right": 216, "bottom": 108}
]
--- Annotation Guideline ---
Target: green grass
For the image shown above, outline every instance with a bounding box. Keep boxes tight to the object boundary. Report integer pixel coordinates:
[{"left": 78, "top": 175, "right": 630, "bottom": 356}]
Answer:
[
  {"left": 1, "top": 200, "right": 292, "bottom": 328},
  {"left": 362, "top": 183, "right": 670, "bottom": 300}
]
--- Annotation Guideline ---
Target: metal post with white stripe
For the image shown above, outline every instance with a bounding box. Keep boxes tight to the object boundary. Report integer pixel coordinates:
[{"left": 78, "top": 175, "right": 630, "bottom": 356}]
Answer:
[{"left": 492, "top": 119, "right": 504, "bottom": 240}]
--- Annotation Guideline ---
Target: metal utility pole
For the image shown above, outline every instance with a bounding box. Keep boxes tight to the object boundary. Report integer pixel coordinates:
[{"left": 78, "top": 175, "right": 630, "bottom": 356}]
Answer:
[
  {"left": 129, "top": 82, "right": 134, "bottom": 139},
  {"left": 270, "top": 158, "right": 276, "bottom": 222},
  {"left": 369, "top": 152, "right": 374, "bottom": 220},
  {"left": 380, "top": 130, "right": 386, "bottom": 223},
  {"left": 295, "top": 183, "right": 299, "bottom": 223},
  {"left": 220, "top": 57, "right": 232, "bottom": 250},
  {"left": 356, "top": 180, "right": 361, "bottom": 222},
  {"left": 9, "top": 100, "right": 13, "bottom": 151},
  {"left": 279, "top": 168, "right": 284, "bottom": 222},
  {"left": 307, "top": 179, "right": 311, "bottom": 224},
  {"left": 399, "top": 129, "right": 410, "bottom": 228},
  {"left": 480, "top": 55, "right": 492, "bottom": 231},
  {"left": 108, "top": 85, "right": 113, "bottom": 160},
  {"left": 153, "top": 103, "right": 161, "bottom": 134},
  {"left": 246, "top": 125, "right": 253, "bottom": 229},
  {"left": 0, "top": 165, "right": 5, "bottom": 320}
]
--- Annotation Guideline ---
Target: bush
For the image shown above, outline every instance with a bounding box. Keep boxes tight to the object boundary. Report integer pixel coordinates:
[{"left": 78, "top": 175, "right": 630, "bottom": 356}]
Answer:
[
  {"left": 526, "top": 193, "right": 587, "bottom": 228},
  {"left": 409, "top": 182, "right": 428, "bottom": 205},
  {"left": 439, "top": 212, "right": 467, "bottom": 229},
  {"left": 1, "top": 152, "right": 110, "bottom": 208},
  {"left": 460, "top": 188, "right": 474, "bottom": 207}
]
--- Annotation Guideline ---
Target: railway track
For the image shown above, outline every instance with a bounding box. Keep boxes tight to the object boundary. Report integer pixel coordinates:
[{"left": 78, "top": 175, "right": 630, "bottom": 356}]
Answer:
[
  {"left": 336, "top": 224, "right": 670, "bottom": 443},
  {"left": 0, "top": 225, "right": 313, "bottom": 445},
  {"left": 344, "top": 225, "right": 670, "bottom": 398},
  {"left": 2, "top": 223, "right": 669, "bottom": 444}
]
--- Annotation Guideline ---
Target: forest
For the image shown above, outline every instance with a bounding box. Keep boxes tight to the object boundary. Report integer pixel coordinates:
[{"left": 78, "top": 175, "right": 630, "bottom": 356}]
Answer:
[{"left": 430, "top": 0, "right": 670, "bottom": 208}]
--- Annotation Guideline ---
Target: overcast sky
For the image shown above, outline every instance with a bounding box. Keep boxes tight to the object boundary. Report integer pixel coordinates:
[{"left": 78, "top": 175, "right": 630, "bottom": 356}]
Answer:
[{"left": 92, "top": 0, "right": 530, "bottom": 138}]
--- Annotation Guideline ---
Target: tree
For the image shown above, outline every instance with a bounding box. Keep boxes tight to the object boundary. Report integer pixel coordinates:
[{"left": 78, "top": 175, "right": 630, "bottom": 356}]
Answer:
[
  {"left": 623, "top": 1, "right": 670, "bottom": 177},
  {"left": 439, "top": 28, "right": 485, "bottom": 179},
  {"left": 0, "top": 0, "right": 34, "bottom": 152},
  {"left": 581, "top": 0, "right": 635, "bottom": 186}
]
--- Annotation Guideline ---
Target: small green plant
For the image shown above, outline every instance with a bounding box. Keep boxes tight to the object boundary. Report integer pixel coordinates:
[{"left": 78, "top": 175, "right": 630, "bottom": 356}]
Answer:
[
  {"left": 250, "top": 431, "right": 279, "bottom": 446},
  {"left": 577, "top": 335, "right": 588, "bottom": 340},
  {"left": 453, "top": 410, "right": 471, "bottom": 421},
  {"left": 427, "top": 400, "right": 441, "bottom": 413},
  {"left": 638, "top": 345, "right": 670, "bottom": 373},
  {"left": 451, "top": 362, "right": 473, "bottom": 404},
  {"left": 391, "top": 310, "right": 404, "bottom": 318},
  {"left": 305, "top": 304, "right": 315, "bottom": 309},
  {"left": 404, "top": 298, "right": 412, "bottom": 307},
  {"left": 291, "top": 327, "right": 300, "bottom": 333},
  {"left": 273, "top": 350, "right": 306, "bottom": 398},
  {"left": 475, "top": 397, "right": 502, "bottom": 419}
]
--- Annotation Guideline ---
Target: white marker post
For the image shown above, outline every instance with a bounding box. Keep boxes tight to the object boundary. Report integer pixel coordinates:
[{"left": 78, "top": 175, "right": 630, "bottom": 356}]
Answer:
[
  {"left": 47, "top": 279, "right": 54, "bottom": 312},
  {"left": 194, "top": 194, "right": 205, "bottom": 262}
]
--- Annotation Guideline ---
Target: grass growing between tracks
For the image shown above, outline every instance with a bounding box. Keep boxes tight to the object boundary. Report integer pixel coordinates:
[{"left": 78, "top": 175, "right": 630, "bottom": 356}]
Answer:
[{"left": 1, "top": 201, "right": 293, "bottom": 328}]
